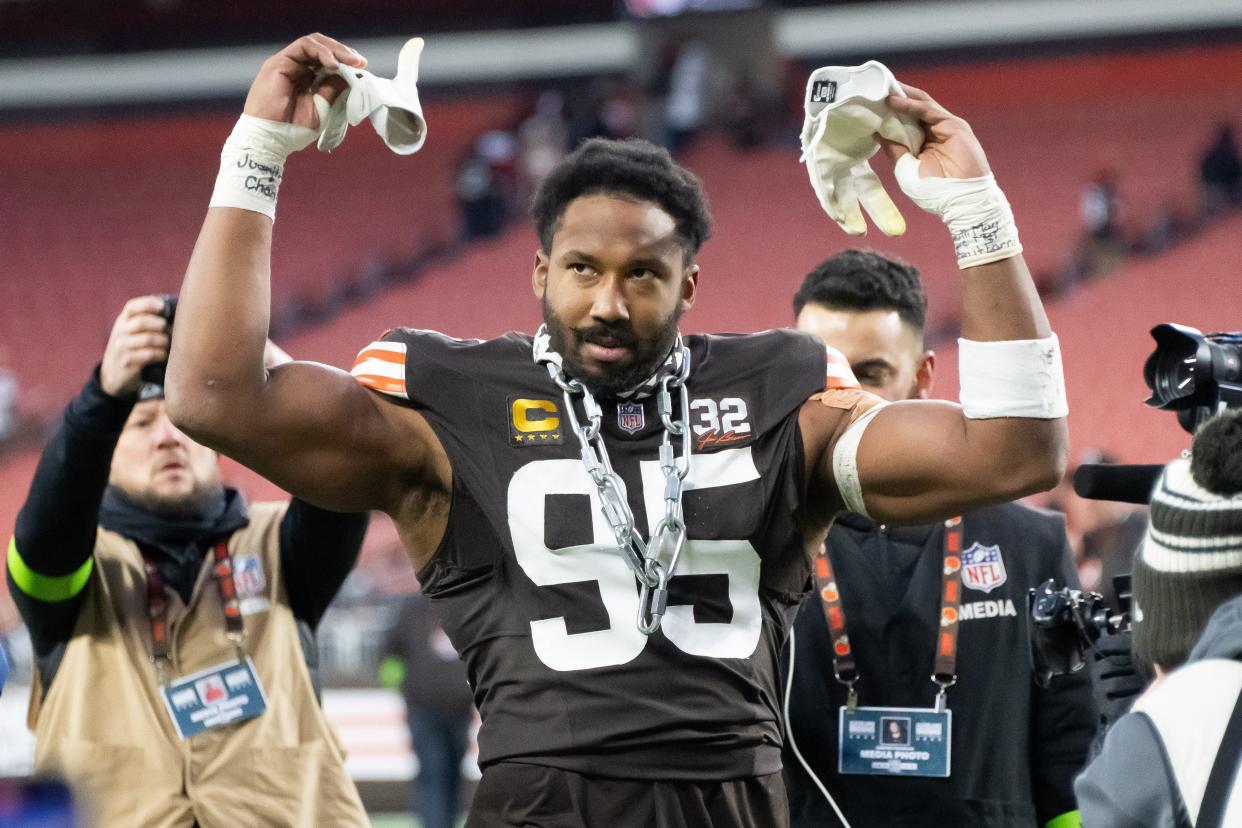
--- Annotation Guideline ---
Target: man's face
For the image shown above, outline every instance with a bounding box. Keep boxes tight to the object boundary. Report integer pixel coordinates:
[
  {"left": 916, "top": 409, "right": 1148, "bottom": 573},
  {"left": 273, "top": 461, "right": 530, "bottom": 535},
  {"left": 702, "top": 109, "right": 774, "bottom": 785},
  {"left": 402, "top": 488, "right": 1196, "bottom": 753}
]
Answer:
[
  {"left": 533, "top": 193, "right": 697, "bottom": 396},
  {"left": 109, "top": 399, "right": 222, "bottom": 517},
  {"left": 796, "top": 303, "right": 933, "bottom": 403}
]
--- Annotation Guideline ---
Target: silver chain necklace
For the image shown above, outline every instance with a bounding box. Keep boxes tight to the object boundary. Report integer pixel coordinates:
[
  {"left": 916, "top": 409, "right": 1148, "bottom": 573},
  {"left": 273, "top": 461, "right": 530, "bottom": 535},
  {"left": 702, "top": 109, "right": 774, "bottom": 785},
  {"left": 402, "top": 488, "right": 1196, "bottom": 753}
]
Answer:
[{"left": 533, "top": 325, "right": 693, "bottom": 635}]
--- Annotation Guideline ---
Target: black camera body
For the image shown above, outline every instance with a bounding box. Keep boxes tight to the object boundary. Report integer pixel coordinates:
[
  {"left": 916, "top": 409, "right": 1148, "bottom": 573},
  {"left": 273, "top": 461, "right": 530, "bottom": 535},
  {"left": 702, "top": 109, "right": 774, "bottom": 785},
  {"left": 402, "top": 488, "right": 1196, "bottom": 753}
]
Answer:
[
  {"left": 139, "top": 294, "right": 178, "bottom": 390},
  {"left": 1028, "top": 575, "right": 1131, "bottom": 687}
]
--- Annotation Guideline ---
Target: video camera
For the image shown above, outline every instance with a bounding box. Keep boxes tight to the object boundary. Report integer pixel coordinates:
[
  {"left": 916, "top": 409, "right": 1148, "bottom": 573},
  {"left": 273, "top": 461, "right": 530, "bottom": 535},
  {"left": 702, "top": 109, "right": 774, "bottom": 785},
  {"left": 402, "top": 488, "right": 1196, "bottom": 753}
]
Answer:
[
  {"left": 1072, "top": 323, "right": 1242, "bottom": 504},
  {"left": 1028, "top": 575, "right": 1131, "bottom": 687},
  {"left": 1028, "top": 322, "right": 1241, "bottom": 684}
]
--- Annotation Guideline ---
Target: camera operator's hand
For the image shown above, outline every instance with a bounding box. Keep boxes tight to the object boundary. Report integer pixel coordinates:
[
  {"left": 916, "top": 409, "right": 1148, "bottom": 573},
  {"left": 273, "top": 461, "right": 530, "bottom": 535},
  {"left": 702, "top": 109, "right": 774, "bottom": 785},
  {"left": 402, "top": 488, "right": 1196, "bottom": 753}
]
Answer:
[
  {"left": 100, "top": 296, "right": 170, "bottom": 398},
  {"left": 1092, "top": 631, "right": 1148, "bottom": 726}
]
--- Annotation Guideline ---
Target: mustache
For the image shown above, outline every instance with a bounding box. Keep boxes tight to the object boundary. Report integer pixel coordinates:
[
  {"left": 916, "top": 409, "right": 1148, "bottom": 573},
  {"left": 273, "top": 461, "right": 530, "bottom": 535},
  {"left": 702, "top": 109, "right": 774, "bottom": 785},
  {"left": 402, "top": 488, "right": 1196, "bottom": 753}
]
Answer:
[{"left": 574, "top": 322, "right": 638, "bottom": 349}]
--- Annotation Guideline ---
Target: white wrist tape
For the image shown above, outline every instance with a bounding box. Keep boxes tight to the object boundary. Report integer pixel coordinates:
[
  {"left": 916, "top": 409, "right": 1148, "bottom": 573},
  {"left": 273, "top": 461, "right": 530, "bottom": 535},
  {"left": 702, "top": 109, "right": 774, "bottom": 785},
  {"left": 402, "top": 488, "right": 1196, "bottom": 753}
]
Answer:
[
  {"left": 831, "top": 402, "right": 888, "bottom": 519},
  {"left": 958, "top": 334, "right": 1068, "bottom": 419},
  {"left": 209, "top": 110, "right": 325, "bottom": 220},
  {"left": 893, "top": 154, "right": 1022, "bottom": 269}
]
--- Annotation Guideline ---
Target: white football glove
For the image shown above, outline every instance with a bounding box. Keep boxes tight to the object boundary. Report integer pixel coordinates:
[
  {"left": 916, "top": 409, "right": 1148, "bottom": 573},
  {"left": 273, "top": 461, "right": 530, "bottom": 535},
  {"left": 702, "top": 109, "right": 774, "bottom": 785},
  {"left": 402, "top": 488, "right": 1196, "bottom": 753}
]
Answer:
[
  {"left": 800, "top": 61, "right": 924, "bottom": 236},
  {"left": 317, "top": 37, "right": 428, "bottom": 155}
]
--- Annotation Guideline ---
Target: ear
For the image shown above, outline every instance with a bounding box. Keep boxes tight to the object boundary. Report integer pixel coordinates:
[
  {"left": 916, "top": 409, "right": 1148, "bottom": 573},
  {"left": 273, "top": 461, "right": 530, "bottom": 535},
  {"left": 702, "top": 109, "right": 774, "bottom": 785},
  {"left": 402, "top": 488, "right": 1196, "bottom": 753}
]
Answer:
[
  {"left": 914, "top": 349, "right": 936, "bottom": 399},
  {"left": 680, "top": 263, "right": 699, "bottom": 312},
  {"left": 532, "top": 250, "right": 549, "bottom": 300}
]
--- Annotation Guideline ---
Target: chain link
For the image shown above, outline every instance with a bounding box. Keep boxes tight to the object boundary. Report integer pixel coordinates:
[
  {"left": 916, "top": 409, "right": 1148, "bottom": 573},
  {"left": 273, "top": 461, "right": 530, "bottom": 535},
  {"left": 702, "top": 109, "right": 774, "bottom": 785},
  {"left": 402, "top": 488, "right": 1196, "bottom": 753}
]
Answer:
[{"left": 537, "top": 334, "right": 693, "bottom": 635}]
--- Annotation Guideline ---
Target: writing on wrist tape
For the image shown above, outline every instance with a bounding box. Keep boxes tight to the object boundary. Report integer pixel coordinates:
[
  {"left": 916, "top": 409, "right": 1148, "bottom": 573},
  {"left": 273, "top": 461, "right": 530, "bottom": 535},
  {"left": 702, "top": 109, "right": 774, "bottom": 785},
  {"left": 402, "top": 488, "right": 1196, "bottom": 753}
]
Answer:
[
  {"left": 208, "top": 110, "right": 324, "bottom": 220},
  {"left": 894, "top": 154, "right": 1023, "bottom": 269}
]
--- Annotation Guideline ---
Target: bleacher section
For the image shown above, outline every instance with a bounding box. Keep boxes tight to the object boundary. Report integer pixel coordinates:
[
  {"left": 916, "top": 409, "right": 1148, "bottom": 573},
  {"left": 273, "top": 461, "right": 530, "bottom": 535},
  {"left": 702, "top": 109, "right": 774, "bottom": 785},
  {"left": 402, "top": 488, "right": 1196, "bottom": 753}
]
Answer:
[
  {"left": 1, "top": 42, "right": 1240, "bottom": 571},
  {"left": 0, "top": 97, "right": 521, "bottom": 416}
]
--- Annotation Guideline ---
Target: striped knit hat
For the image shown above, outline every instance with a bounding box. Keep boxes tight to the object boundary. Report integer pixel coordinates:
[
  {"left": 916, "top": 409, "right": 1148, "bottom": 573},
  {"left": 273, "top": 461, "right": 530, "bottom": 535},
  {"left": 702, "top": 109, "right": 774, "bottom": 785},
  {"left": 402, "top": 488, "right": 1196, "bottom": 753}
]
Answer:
[{"left": 1132, "top": 410, "right": 1242, "bottom": 670}]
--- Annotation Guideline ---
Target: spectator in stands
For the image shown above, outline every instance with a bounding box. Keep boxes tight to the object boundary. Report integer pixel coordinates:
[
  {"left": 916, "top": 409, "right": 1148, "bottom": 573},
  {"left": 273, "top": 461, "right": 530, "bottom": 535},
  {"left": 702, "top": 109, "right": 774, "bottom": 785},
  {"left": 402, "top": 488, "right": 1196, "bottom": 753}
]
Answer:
[
  {"left": 1074, "top": 168, "right": 1125, "bottom": 279},
  {"left": 724, "top": 73, "right": 775, "bottom": 150},
  {"left": 1200, "top": 123, "right": 1242, "bottom": 213},
  {"left": 784, "top": 250, "right": 1095, "bottom": 828},
  {"left": 0, "top": 346, "right": 19, "bottom": 447},
  {"left": 1076, "top": 407, "right": 1242, "bottom": 826},
  {"left": 591, "top": 80, "right": 642, "bottom": 141},
  {"left": 380, "top": 591, "right": 476, "bottom": 828},
  {"left": 455, "top": 136, "right": 511, "bottom": 241},
  {"left": 658, "top": 38, "right": 712, "bottom": 153},
  {"left": 5, "top": 296, "right": 369, "bottom": 826},
  {"left": 517, "top": 90, "right": 570, "bottom": 192},
  {"left": 1081, "top": 169, "right": 1122, "bottom": 243}
]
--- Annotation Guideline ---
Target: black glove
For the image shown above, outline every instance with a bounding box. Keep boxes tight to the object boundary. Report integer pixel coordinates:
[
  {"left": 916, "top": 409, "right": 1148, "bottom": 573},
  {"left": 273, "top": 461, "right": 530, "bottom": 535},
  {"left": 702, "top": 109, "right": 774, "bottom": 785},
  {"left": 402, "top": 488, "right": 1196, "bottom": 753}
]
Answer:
[{"left": 1091, "top": 631, "right": 1148, "bottom": 727}]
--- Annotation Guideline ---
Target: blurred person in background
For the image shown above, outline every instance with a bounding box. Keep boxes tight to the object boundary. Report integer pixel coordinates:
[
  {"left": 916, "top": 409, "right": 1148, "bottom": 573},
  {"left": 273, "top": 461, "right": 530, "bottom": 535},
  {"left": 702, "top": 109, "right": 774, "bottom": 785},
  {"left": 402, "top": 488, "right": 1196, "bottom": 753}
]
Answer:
[
  {"left": 168, "top": 34, "right": 1070, "bottom": 827},
  {"left": 380, "top": 591, "right": 476, "bottom": 828},
  {"left": 517, "top": 90, "right": 570, "bottom": 193},
  {"left": 1076, "top": 407, "right": 1242, "bottom": 827},
  {"left": 5, "top": 296, "right": 369, "bottom": 826},
  {"left": 1200, "top": 123, "right": 1242, "bottom": 214},
  {"left": 1074, "top": 168, "right": 1125, "bottom": 279},
  {"left": 0, "top": 345, "right": 19, "bottom": 448},
  {"left": 455, "top": 130, "right": 519, "bottom": 242},
  {"left": 784, "top": 251, "right": 1095, "bottom": 828},
  {"left": 661, "top": 39, "right": 712, "bottom": 154},
  {"left": 590, "top": 79, "right": 642, "bottom": 141}
]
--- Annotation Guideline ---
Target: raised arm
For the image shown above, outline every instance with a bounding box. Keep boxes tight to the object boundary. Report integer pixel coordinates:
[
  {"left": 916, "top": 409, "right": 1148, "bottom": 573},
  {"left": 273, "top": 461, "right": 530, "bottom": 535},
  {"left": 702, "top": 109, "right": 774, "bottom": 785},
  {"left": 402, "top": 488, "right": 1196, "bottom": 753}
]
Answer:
[
  {"left": 166, "top": 35, "right": 445, "bottom": 517},
  {"left": 803, "top": 84, "right": 1068, "bottom": 526}
]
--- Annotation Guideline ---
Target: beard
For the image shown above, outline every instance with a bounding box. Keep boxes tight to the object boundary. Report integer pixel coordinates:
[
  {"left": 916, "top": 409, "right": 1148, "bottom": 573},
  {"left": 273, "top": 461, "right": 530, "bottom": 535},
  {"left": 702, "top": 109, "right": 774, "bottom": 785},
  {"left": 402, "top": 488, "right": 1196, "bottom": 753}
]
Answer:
[
  {"left": 541, "top": 295, "right": 683, "bottom": 398},
  {"left": 128, "top": 478, "right": 225, "bottom": 521}
]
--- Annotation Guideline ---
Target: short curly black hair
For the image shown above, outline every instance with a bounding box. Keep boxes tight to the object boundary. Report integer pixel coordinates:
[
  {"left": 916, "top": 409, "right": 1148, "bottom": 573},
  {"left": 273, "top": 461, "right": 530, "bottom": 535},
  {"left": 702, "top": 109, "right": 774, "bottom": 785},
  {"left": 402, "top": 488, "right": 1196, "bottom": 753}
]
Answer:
[
  {"left": 792, "top": 249, "right": 927, "bottom": 334},
  {"left": 530, "top": 137, "right": 711, "bottom": 262}
]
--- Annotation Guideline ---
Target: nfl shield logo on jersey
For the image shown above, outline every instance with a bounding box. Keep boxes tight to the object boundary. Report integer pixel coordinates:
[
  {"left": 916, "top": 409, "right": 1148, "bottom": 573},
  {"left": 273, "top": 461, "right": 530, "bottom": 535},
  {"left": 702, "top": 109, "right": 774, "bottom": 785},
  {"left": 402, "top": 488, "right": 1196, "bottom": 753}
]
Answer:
[
  {"left": 960, "top": 542, "right": 1007, "bottom": 593},
  {"left": 617, "top": 401, "right": 645, "bottom": 434}
]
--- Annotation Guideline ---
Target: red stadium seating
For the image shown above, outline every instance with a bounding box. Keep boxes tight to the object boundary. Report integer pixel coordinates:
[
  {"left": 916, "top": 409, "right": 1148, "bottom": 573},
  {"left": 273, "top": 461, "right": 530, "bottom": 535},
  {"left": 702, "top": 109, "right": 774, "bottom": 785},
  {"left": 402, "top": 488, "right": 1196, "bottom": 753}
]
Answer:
[
  {"left": 0, "top": 97, "right": 521, "bottom": 416},
  {"left": 2, "top": 42, "right": 1242, "bottom": 605}
]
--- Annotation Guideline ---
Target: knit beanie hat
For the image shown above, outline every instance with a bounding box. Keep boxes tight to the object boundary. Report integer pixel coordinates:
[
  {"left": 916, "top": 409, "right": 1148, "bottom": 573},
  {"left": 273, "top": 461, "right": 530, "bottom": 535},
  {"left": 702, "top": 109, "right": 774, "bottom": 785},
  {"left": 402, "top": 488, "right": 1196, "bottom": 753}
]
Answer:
[{"left": 1132, "top": 409, "right": 1242, "bottom": 670}]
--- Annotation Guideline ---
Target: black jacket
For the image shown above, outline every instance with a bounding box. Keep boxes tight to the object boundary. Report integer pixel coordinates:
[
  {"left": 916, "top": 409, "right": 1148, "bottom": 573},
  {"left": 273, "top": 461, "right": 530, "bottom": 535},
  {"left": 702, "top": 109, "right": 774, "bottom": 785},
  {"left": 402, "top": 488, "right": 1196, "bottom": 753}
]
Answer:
[
  {"left": 784, "top": 503, "right": 1097, "bottom": 828},
  {"left": 381, "top": 592, "right": 475, "bottom": 721},
  {"left": 1076, "top": 595, "right": 1242, "bottom": 827}
]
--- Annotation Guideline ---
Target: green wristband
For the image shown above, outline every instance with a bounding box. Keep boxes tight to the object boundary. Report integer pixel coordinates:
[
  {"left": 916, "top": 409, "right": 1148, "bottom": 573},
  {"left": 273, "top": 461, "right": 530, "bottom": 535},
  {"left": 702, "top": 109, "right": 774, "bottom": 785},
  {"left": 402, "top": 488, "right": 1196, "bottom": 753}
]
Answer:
[
  {"left": 7, "top": 537, "right": 94, "bottom": 602},
  {"left": 379, "top": 655, "right": 406, "bottom": 689},
  {"left": 1045, "top": 810, "right": 1082, "bottom": 828}
]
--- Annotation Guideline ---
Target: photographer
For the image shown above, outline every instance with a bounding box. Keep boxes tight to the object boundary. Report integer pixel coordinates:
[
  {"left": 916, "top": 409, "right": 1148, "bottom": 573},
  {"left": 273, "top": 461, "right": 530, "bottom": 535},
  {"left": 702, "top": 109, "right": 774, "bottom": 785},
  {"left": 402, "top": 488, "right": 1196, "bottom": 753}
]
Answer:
[
  {"left": 1075, "top": 407, "right": 1242, "bottom": 826},
  {"left": 5, "top": 296, "right": 369, "bottom": 826}
]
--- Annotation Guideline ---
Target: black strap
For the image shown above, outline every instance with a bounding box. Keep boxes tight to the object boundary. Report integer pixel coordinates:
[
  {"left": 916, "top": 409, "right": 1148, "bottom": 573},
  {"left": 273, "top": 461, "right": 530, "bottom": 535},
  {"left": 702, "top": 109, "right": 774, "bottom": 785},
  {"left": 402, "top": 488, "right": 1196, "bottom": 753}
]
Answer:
[{"left": 1198, "top": 683, "right": 1242, "bottom": 828}]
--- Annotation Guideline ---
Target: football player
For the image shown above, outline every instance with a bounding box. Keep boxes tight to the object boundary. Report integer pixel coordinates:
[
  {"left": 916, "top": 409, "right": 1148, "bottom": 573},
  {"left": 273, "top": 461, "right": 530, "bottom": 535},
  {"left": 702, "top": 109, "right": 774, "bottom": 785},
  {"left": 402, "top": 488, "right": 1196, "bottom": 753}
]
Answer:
[{"left": 167, "top": 34, "right": 1068, "bottom": 826}]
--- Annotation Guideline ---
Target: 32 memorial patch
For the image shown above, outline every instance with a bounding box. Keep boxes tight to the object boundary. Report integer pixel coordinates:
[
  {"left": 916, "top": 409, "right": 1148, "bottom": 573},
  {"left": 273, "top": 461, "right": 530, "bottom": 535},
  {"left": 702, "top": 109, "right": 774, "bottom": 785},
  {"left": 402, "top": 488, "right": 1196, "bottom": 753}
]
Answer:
[{"left": 509, "top": 397, "right": 564, "bottom": 446}]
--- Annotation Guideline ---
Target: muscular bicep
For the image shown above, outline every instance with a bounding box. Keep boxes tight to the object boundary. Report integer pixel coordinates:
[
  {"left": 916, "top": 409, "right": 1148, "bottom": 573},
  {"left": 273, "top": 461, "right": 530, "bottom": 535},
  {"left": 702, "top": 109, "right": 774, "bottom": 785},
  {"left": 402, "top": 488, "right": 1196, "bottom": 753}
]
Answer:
[
  {"left": 187, "top": 359, "right": 443, "bottom": 514},
  {"left": 849, "top": 400, "right": 1060, "bottom": 523}
]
